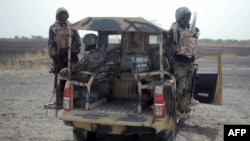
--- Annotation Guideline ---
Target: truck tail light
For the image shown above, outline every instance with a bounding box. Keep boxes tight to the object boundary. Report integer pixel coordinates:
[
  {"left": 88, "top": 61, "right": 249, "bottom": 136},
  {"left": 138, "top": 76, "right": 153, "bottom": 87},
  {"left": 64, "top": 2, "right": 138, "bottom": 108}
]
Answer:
[
  {"left": 154, "top": 93, "right": 166, "bottom": 118},
  {"left": 63, "top": 88, "right": 71, "bottom": 111}
]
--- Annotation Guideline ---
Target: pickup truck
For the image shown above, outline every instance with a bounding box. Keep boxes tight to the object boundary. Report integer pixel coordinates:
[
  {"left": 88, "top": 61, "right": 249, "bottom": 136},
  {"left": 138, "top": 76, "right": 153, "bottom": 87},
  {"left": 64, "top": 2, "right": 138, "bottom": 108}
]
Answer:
[{"left": 45, "top": 17, "right": 222, "bottom": 141}]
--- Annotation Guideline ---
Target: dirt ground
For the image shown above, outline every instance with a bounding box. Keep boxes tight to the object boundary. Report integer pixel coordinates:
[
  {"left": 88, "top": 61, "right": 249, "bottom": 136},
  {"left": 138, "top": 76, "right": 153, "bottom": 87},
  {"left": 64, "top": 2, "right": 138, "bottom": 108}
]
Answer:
[{"left": 0, "top": 46, "right": 250, "bottom": 141}]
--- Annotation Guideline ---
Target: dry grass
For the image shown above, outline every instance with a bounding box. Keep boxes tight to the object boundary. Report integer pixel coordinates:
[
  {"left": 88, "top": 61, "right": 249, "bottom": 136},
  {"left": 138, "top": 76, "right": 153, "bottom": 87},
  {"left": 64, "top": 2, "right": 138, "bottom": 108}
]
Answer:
[
  {"left": 24, "top": 52, "right": 33, "bottom": 61},
  {"left": 0, "top": 50, "right": 50, "bottom": 75},
  {"left": 222, "top": 52, "right": 250, "bottom": 58},
  {"left": 198, "top": 43, "right": 250, "bottom": 48},
  {"left": 13, "top": 60, "right": 20, "bottom": 69},
  {"left": 222, "top": 52, "right": 238, "bottom": 58},
  {"left": 0, "top": 46, "right": 249, "bottom": 75},
  {"left": 38, "top": 64, "right": 48, "bottom": 75}
]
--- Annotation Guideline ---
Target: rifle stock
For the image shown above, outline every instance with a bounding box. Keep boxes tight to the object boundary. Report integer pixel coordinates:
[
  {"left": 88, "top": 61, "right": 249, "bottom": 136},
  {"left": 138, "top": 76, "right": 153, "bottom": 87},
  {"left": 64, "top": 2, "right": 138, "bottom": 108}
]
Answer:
[
  {"left": 67, "top": 28, "right": 72, "bottom": 80},
  {"left": 55, "top": 52, "right": 59, "bottom": 108},
  {"left": 190, "top": 11, "right": 197, "bottom": 33}
]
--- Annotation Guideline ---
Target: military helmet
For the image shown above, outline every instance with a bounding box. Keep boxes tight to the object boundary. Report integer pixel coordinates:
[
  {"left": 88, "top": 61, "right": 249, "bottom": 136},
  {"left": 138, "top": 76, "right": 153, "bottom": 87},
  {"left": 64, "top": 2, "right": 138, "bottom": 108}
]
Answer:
[
  {"left": 175, "top": 7, "right": 191, "bottom": 22},
  {"left": 83, "top": 34, "right": 98, "bottom": 51},
  {"left": 56, "top": 7, "right": 69, "bottom": 21},
  {"left": 83, "top": 34, "right": 98, "bottom": 46}
]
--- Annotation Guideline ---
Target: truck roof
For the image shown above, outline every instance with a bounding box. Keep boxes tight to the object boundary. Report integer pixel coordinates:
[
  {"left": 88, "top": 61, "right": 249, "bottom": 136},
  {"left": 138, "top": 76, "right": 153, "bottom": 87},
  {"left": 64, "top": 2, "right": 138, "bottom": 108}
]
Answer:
[{"left": 70, "top": 17, "right": 167, "bottom": 33}]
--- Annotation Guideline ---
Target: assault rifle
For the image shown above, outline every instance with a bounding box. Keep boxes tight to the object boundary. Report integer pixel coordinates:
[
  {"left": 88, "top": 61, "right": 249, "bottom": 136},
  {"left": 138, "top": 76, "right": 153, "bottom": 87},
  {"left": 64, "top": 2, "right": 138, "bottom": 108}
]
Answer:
[
  {"left": 44, "top": 48, "right": 60, "bottom": 115},
  {"left": 54, "top": 51, "right": 61, "bottom": 110}
]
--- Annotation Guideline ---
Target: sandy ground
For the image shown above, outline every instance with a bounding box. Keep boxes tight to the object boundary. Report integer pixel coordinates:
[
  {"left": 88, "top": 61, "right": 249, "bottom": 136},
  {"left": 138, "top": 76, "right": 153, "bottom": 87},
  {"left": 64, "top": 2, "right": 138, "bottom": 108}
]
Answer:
[{"left": 0, "top": 51, "right": 250, "bottom": 141}]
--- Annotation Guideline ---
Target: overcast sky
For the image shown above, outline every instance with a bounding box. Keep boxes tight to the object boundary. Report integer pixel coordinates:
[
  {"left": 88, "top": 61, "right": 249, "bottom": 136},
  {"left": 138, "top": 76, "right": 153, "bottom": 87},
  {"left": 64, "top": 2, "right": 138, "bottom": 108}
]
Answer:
[{"left": 0, "top": 0, "right": 250, "bottom": 40}]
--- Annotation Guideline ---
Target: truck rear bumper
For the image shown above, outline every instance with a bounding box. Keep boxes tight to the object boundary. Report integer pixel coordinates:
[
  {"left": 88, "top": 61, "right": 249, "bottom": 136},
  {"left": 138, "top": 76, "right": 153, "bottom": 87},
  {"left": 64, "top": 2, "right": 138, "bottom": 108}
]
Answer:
[
  {"left": 59, "top": 109, "right": 153, "bottom": 126},
  {"left": 59, "top": 109, "right": 154, "bottom": 134}
]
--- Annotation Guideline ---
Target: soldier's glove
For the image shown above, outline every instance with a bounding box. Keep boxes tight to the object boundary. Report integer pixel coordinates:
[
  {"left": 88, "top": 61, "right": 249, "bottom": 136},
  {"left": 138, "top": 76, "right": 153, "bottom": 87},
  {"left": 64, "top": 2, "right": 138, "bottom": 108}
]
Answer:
[
  {"left": 48, "top": 47, "right": 57, "bottom": 58},
  {"left": 193, "top": 27, "right": 200, "bottom": 38}
]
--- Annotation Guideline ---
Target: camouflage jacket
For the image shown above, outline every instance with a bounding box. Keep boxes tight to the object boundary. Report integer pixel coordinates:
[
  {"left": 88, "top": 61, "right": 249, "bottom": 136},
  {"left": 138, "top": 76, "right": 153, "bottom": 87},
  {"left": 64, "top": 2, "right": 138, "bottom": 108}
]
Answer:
[{"left": 71, "top": 48, "right": 105, "bottom": 73}]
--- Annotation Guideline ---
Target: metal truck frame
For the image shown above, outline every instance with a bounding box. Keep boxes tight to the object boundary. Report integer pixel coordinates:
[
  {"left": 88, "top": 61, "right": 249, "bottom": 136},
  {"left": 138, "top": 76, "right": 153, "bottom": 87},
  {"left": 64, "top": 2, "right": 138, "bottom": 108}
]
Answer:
[{"left": 45, "top": 17, "right": 222, "bottom": 141}]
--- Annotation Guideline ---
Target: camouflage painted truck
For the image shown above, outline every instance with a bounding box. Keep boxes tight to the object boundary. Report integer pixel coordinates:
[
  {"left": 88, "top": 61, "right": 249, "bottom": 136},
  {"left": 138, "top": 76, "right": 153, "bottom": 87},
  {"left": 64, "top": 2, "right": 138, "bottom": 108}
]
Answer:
[{"left": 45, "top": 17, "right": 222, "bottom": 141}]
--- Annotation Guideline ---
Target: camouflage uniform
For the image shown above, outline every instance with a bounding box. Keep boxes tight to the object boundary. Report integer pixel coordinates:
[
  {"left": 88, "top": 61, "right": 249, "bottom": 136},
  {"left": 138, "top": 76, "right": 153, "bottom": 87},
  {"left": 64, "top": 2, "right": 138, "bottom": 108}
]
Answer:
[
  {"left": 48, "top": 7, "right": 81, "bottom": 74},
  {"left": 48, "top": 7, "right": 81, "bottom": 107},
  {"left": 71, "top": 33, "right": 106, "bottom": 81},
  {"left": 165, "top": 7, "right": 200, "bottom": 114},
  {"left": 71, "top": 47, "right": 106, "bottom": 81}
]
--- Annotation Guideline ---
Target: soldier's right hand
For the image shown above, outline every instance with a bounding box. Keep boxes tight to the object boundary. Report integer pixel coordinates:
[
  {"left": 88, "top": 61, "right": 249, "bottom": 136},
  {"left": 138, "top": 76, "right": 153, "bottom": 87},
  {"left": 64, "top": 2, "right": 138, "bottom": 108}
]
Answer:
[{"left": 49, "top": 47, "right": 57, "bottom": 58}]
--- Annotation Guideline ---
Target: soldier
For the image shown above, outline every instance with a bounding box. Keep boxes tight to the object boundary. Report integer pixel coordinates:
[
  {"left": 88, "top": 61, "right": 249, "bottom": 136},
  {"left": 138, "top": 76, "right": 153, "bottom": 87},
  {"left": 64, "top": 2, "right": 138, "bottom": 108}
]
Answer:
[
  {"left": 71, "top": 33, "right": 107, "bottom": 81},
  {"left": 165, "top": 7, "right": 200, "bottom": 118},
  {"left": 48, "top": 7, "right": 81, "bottom": 107}
]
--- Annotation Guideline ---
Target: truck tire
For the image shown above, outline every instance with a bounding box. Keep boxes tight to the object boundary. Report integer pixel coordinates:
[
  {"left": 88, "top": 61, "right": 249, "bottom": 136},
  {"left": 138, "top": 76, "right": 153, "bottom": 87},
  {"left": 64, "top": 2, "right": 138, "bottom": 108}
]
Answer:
[
  {"left": 73, "top": 127, "right": 97, "bottom": 141},
  {"left": 155, "top": 129, "right": 175, "bottom": 141}
]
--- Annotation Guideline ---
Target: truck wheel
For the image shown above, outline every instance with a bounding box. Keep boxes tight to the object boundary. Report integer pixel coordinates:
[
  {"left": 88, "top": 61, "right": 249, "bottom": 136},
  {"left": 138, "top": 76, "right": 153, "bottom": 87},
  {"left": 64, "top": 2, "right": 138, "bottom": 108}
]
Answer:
[
  {"left": 155, "top": 129, "right": 174, "bottom": 141},
  {"left": 73, "top": 127, "right": 97, "bottom": 141},
  {"left": 155, "top": 117, "right": 176, "bottom": 141}
]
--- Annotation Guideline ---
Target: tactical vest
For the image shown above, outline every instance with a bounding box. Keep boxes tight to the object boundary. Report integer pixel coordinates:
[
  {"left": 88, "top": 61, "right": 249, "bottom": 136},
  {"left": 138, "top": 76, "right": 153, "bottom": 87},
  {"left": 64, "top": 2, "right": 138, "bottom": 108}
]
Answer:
[
  {"left": 52, "top": 22, "right": 72, "bottom": 50},
  {"left": 172, "top": 23, "right": 197, "bottom": 57}
]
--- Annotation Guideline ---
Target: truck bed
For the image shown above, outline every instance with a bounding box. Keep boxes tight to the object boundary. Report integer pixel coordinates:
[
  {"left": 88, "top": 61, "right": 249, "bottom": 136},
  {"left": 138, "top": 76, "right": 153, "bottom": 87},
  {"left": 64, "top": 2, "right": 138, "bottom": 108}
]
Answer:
[{"left": 96, "top": 99, "right": 152, "bottom": 114}]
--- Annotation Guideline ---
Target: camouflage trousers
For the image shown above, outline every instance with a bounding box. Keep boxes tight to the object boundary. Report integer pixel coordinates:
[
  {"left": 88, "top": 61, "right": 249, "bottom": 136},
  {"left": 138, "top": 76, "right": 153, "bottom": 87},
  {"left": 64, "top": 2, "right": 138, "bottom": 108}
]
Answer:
[
  {"left": 173, "top": 61, "right": 195, "bottom": 112},
  {"left": 173, "top": 61, "right": 195, "bottom": 94}
]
